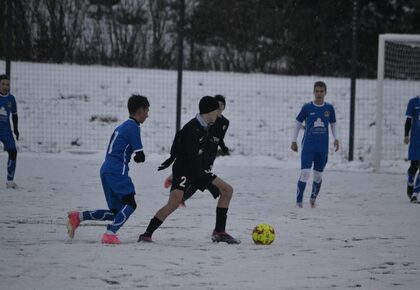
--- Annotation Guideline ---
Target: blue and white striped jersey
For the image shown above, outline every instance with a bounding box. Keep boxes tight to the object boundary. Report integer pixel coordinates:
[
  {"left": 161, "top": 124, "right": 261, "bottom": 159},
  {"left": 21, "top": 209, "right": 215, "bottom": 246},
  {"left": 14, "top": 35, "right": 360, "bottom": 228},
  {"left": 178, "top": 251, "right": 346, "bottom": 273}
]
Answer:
[{"left": 100, "top": 118, "right": 143, "bottom": 175}]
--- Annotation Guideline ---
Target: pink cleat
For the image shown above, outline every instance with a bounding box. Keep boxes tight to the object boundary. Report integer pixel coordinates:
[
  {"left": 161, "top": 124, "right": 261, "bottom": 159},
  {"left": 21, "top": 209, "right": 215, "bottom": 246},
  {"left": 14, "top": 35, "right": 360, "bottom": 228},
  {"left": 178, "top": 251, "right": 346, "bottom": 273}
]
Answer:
[
  {"left": 102, "top": 233, "right": 121, "bottom": 244},
  {"left": 164, "top": 175, "right": 172, "bottom": 188},
  {"left": 67, "top": 211, "right": 80, "bottom": 239}
]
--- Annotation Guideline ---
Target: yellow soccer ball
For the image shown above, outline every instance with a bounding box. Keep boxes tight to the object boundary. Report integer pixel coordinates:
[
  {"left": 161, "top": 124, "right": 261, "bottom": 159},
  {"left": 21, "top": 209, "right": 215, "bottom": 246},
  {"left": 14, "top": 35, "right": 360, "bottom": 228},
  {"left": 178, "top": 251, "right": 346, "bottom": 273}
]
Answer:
[{"left": 252, "top": 223, "right": 275, "bottom": 245}]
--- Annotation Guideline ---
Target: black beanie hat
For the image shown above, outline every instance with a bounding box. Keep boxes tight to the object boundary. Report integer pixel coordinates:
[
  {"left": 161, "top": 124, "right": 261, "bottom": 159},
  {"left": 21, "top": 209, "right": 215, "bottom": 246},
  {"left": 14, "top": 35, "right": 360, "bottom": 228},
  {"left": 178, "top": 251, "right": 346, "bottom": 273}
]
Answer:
[{"left": 199, "top": 96, "right": 219, "bottom": 114}]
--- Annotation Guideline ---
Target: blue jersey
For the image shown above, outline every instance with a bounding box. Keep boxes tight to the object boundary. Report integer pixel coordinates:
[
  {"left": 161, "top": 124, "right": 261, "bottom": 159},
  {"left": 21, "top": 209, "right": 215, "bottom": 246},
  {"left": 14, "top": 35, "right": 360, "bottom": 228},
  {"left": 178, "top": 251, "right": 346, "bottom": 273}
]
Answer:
[
  {"left": 100, "top": 118, "right": 143, "bottom": 175},
  {"left": 0, "top": 93, "right": 17, "bottom": 134},
  {"left": 406, "top": 96, "right": 420, "bottom": 146},
  {"left": 296, "top": 101, "right": 336, "bottom": 153}
]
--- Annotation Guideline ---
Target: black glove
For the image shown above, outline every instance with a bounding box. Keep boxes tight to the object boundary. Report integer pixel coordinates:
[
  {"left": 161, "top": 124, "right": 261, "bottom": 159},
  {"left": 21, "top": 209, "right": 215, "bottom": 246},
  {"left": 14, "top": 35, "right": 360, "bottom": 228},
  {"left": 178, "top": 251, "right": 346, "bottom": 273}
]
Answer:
[
  {"left": 158, "top": 155, "right": 176, "bottom": 171},
  {"left": 220, "top": 146, "right": 229, "bottom": 155},
  {"left": 14, "top": 130, "right": 19, "bottom": 140},
  {"left": 133, "top": 151, "right": 145, "bottom": 163}
]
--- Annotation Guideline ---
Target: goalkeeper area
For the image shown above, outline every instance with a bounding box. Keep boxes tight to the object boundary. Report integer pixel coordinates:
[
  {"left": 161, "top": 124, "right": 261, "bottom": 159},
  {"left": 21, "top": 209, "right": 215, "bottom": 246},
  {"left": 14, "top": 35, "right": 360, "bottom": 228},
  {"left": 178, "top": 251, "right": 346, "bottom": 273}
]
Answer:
[
  {"left": 375, "top": 34, "right": 420, "bottom": 170},
  {"left": 0, "top": 153, "right": 419, "bottom": 289}
]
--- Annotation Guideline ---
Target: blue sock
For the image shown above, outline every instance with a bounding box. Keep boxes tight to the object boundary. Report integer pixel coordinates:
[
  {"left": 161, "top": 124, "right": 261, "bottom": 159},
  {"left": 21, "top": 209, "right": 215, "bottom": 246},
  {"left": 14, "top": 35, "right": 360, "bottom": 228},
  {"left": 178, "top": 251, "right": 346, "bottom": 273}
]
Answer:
[
  {"left": 7, "top": 159, "right": 16, "bottom": 181},
  {"left": 297, "top": 181, "right": 306, "bottom": 203},
  {"left": 109, "top": 205, "right": 135, "bottom": 234},
  {"left": 82, "top": 210, "right": 115, "bottom": 221},
  {"left": 310, "top": 181, "right": 322, "bottom": 199},
  {"left": 408, "top": 172, "right": 415, "bottom": 185},
  {"left": 414, "top": 174, "right": 420, "bottom": 194}
]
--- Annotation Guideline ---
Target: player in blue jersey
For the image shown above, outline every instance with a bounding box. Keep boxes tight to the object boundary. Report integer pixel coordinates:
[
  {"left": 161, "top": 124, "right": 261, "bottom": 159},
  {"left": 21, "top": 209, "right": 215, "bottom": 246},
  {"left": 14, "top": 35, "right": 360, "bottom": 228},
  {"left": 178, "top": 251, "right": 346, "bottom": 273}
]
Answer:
[
  {"left": 67, "top": 95, "right": 149, "bottom": 244},
  {"left": 0, "top": 75, "right": 19, "bottom": 189},
  {"left": 291, "top": 81, "right": 339, "bottom": 208},
  {"left": 404, "top": 95, "right": 420, "bottom": 203}
]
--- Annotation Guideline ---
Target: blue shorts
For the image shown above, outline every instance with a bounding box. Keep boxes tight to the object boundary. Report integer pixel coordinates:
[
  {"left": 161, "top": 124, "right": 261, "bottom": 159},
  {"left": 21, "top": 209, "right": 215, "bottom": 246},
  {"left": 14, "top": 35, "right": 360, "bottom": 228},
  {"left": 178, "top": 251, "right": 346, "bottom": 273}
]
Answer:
[
  {"left": 101, "top": 173, "right": 135, "bottom": 211},
  {"left": 0, "top": 132, "right": 16, "bottom": 151},
  {"left": 408, "top": 142, "right": 420, "bottom": 160},
  {"left": 301, "top": 150, "right": 328, "bottom": 171}
]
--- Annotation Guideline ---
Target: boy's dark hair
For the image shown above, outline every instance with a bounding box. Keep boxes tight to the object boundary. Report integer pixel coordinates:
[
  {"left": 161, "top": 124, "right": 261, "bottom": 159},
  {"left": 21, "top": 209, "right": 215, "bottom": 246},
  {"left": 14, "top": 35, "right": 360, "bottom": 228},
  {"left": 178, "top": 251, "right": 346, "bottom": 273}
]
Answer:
[
  {"left": 0, "top": 74, "right": 10, "bottom": 81},
  {"left": 214, "top": 94, "right": 226, "bottom": 107},
  {"left": 128, "top": 94, "right": 149, "bottom": 115},
  {"left": 314, "top": 81, "right": 327, "bottom": 91}
]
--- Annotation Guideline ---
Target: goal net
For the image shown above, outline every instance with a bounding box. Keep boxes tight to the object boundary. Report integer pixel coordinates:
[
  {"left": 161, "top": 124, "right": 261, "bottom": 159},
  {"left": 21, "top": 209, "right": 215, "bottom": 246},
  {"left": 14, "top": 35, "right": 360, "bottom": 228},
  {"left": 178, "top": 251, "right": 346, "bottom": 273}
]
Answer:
[{"left": 375, "top": 34, "right": 420, "bottom": 171}]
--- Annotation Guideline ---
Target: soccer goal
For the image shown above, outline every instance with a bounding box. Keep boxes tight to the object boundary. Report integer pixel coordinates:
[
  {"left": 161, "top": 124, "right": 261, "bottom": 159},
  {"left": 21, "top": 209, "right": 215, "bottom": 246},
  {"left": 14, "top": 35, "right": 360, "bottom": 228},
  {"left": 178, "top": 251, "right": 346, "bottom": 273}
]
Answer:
[{"left": 375, "top": 34, "right": 420, "bottom": 171}]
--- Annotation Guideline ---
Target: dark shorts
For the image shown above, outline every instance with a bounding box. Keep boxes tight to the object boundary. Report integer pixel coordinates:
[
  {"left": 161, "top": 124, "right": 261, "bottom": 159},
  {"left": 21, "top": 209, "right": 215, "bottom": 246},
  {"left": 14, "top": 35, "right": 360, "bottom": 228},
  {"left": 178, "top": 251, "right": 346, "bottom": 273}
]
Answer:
[
  {"left": 301, "top": 150, "right": 328, "bottom": 172},
  {"left": 0, "top": 132, "right": 16, "bottom": 151},
  {"left": 171, "top": 168, "right": 217, "bottom": 193},
  {"left": 101, "top": 173, "right": 135, "bottom": 211},
  {"left": 408, "top": 142, "right": 420, "bottom": 160}
]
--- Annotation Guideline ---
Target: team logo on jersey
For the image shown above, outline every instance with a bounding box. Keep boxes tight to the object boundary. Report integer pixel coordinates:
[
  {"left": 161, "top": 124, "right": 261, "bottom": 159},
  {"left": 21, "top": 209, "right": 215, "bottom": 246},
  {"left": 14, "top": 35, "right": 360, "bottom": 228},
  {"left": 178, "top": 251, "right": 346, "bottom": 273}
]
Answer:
[
  {"left": 324, "top": 111, "right": 330, "bottom": 117},
  {"left": 314, "top": 118, "right": 325, "bottom": 128},
  {"left": 0, "top": 106, "right": 6, "bottom": 116}
]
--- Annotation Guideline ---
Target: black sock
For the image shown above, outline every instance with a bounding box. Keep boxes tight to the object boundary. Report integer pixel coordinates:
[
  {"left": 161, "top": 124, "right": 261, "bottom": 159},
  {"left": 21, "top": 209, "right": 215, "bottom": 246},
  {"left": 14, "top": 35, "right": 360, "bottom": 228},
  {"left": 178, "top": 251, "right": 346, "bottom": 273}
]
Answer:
[
  {"left": 144, "top": 216, "right": 163, "bottom": 237},
  {"left": 215, "top": 207, "right": 228, "bottom": 232}
]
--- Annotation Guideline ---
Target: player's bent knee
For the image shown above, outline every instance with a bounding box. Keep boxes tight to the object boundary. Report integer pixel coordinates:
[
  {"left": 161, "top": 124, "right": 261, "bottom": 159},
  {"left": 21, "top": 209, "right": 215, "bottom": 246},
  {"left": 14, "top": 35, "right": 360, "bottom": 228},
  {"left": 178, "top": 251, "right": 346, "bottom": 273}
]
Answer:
[
  {"left": 8, "top": 149, "right": 17, "bottom": 160},
  {"left": 212, "top": 177, "right": 233, "bottom": 198},
  {"left": 122, "top": 194, "right": 137, "bottom": 210}
]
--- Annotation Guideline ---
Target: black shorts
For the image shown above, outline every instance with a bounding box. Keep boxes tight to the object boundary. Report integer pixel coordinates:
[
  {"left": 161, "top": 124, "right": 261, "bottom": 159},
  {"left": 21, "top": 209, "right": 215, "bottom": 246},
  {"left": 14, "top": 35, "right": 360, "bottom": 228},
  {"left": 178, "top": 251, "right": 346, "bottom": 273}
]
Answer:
[{"left": 171, "top": 169, "right": 217, "bottom": 192}]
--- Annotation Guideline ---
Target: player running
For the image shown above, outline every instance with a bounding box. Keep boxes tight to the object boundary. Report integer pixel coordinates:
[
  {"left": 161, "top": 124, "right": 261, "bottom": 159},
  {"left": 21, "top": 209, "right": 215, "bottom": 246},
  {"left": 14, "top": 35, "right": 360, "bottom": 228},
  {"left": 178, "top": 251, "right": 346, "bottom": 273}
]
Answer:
[
  {"left": 160, "top": 94, "right": 230, "bottom": 206},
  {"left": 404, "top": 95, "right": 420, "bottom": 203},
  {"left": 138, "top": 96, "right": 240, "bottom": 244},
  {"left": 67, "top": 95, "right": 149, "bottom": 244},
  {"left": 0, "top": 74, "right": 19, "bottom": 189},
  {"left": 291, "top": 81, "right": 339, "bottom": 208}
]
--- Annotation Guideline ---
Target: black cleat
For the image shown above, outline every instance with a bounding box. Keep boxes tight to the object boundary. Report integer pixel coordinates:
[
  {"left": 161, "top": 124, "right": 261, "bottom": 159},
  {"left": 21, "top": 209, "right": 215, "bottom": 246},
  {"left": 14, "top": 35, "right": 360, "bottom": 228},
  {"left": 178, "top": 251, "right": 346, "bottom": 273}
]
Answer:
[
  {"left": 211, "top": 231, "right": 241, "bottom": 244},
  {"left": 410, "top": 196, "right": 418, "bottom": 204},
  {"left": 407, "top": 184, "right": 414, "bottom": 199},
  {"left": 138, "top": 234, "right": 153, "bottom": 243}
]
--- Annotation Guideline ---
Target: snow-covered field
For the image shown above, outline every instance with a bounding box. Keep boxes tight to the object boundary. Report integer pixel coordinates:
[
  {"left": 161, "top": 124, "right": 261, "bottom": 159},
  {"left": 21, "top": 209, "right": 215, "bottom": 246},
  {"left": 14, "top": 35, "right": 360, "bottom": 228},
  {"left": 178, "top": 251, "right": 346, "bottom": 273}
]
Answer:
[
  {"left": 0, "top": 152, "right": 419, "bottom": 290},
  {"left": 0, "top": 61, "right": 419, "bottom": 289}
]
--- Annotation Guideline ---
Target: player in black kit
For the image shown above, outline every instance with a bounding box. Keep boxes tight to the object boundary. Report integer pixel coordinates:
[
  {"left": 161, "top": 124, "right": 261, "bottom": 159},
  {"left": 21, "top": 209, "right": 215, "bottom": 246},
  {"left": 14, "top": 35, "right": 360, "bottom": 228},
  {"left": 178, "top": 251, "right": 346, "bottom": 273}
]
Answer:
[
  {"left": 160, "top": 95, "right": 230, "bottom": 205},
  {"left": 138, "top": 96, "right": 240, "bottom": 244}
]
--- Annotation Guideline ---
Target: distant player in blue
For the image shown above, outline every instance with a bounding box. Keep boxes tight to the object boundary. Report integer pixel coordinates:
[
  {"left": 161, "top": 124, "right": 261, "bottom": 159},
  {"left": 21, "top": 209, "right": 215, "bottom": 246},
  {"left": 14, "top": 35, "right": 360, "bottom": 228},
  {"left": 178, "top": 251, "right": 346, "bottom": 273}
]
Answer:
[
  {"left": 67, "top": 95, "right": 149, "bottom": 244},
  {"left": 0, "top": 75, "right": 19, "bottom": 189},
  {"left": 404, "top": 95, "right": 420, "bottom": 203},
  {"left": 291, "top": 81, "right": 339, "bottom": 208}
]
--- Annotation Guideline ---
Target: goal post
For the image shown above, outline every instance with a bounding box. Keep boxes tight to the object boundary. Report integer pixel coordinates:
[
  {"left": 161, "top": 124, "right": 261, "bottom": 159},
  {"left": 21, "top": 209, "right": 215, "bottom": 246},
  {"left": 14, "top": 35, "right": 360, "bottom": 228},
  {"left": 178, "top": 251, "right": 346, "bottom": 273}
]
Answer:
[{"left": 375, "top": 34, "right": 420, "bottom": 171}]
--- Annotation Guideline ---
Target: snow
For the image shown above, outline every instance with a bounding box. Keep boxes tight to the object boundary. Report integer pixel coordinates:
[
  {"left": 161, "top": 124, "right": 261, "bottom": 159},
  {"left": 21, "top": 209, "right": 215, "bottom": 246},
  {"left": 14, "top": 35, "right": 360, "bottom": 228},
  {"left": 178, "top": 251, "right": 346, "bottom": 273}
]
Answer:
[
  {"left": 0, "top": 61, "right": 419, "bottom": 289},
  {"left": 0, "top": 152, "right": 419, "bottom": 290}
]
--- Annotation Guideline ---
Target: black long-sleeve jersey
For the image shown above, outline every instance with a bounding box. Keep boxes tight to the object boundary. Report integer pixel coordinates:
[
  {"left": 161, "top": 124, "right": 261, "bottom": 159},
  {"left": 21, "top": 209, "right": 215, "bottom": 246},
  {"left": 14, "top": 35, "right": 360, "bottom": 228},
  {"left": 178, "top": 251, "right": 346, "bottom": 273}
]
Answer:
[
  {"left": 204, "top": 115, "right": 229, "bottom": 167},
  {"left": 171, "top": 117, "right": 213, "bottom": 190}
]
